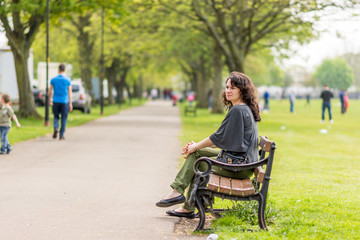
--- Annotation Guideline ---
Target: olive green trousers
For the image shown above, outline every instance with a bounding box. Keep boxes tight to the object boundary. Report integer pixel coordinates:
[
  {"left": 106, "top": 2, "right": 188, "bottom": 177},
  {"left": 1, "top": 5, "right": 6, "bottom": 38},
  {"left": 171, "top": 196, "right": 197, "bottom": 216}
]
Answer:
[{"left": 170, "top": 148, "right": 252, "bottom": 211}]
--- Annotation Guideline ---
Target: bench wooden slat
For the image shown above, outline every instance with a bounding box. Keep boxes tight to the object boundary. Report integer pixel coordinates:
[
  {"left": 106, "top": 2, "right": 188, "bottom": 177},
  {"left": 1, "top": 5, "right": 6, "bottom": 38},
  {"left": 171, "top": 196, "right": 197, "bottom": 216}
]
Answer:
[
  {"left": 231, "top": 179, "right": 255, "bottom": 197},
  {"left": 219, "top": 177, "right": 231, "bottom": 194},
  {"left": 207, "top": 174, "right": 220, "bottom": 192},
  {"left": 207, "top": 174, "right": 255, "bottom": 197},
  {"left": 259, "top": 136, "right": 272, "bottom": 152},
  {"left": 254, "top": 166, "right": 265, "bottom": 183}
]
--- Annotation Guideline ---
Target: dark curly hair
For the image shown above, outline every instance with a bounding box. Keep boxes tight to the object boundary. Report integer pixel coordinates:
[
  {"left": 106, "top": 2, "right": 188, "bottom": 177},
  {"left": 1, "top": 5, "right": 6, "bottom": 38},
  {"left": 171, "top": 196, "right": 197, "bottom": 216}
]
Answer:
[{"left": 222, "top": 72, "right": 261, "bottom": 122}]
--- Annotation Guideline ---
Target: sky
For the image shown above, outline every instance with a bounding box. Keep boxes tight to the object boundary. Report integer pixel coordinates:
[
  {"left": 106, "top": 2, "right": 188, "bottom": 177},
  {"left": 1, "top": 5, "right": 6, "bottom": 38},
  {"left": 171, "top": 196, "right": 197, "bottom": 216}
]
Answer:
[{"left": 281, "top": 7, "right": 360, "bottom": 71}]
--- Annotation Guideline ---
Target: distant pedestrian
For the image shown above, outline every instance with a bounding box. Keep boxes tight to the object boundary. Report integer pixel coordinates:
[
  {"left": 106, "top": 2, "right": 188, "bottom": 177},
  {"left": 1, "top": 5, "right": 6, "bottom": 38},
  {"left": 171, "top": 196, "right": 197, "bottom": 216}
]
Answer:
[
  {"left": 305, "top": 94, "right": 311, "bottom": 106},
  {"left": 151, "top": 88, "right": 158, "bottom": 100},
  {"left": 187, "top": 91, "right": 195, "bottom": 107},
  {"left": 172, "top": 91, "right": 178, "bottom": 106},
  {"left": 263, "top": 91, "right": 269, "bottom": 110},
  {"left": 289, "top": 91, "right": 295, "bottom": 113},
  {"left": 49, "top": 64, "right": 72, "bottom": 140},
  {"left": 0, "top": 94, "right": 21, "bottom": 154},
  {"left": 208, "top": 92, "right": 213, "bottom": 110},
  {"left": 339, "top": 90, "right": 345, "bottom": 114},
  {"left": 320, "top": 84, "right": 333, "bottom": 123},
  {"left": 344, "top": 91, "right": 349, "bottom": 113}
]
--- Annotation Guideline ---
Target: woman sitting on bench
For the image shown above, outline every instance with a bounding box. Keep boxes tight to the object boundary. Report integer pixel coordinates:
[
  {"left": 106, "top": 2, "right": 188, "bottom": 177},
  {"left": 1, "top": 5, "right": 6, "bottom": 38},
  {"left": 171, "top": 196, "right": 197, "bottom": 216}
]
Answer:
[{"left": 156, "top": 71, "right": 261, "bottom": 218}]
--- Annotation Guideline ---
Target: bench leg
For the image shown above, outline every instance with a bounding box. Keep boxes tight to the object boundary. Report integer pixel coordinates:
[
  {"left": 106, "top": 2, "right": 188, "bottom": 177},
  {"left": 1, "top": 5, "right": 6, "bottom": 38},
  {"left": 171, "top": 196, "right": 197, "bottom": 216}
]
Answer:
[
  {"left": 257, "top": 194, "right": 268, "bottom": 230},
  {"left": 195, "top": 194, "right": 206, "bottom": 231}
]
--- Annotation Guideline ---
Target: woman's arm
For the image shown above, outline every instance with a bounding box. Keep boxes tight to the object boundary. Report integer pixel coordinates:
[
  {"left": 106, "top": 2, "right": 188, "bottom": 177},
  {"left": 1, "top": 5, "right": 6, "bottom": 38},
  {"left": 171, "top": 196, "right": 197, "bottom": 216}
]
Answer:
[{"left": 184, "top": 137, "right": 215, "bottom": 158}]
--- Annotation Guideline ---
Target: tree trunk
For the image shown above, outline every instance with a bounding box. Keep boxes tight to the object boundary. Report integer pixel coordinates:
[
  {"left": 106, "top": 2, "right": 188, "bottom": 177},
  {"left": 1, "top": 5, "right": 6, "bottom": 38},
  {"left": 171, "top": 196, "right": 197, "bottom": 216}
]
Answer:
[
  {"left": 11, "top": 43, "right": 40, "bottom": 118},
  {"left": 233, "top": 59, "right": 244, "bottom": 73},
  {"left": 190, "top": 71, "right": 198, "bottom": 92},
  {"left": 107, "top": 77, "right": 114, "bottom": 105},
  {"left": 77, "top": 14, "right": 94, "bottom": 97},
  {"left": 114, "top": 81, "right": 122, "bottom": 108},
  {"left": 118, "top": 79, "right": 125, "bottom": 103},
  {"left": 115, "top": 72, "right": 127, "bottom": 107},
  {"left": 224, "top": 54, "right": 244, "bottom": 73},
  {"left": 133, "top": 76, "right": 143, "bottom": 99},
  {"left": 105, "top": 64, "right": 117, "bottom": 105},
  {"left": 125, "top": 83, "right": 132, "bottom": 106},
  {"left": 211, "top": 45, "right": 224, "bottom": 114},
  {"left": 118, "top": 67, "right": 129, "bottom": 104},
  {"left": 196, "top": 68, "right": 209, "bottom": 108}
]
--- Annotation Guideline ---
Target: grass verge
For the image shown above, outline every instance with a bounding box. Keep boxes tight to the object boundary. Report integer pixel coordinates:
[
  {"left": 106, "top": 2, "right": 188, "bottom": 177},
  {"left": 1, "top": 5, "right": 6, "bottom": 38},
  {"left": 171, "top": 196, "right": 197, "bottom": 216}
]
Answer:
[
  {"left": 8, "top": 99, "right": 146, "bottom": 144},
  {"left": 179, "top": 99, "right": 360, "bottom": 239}
]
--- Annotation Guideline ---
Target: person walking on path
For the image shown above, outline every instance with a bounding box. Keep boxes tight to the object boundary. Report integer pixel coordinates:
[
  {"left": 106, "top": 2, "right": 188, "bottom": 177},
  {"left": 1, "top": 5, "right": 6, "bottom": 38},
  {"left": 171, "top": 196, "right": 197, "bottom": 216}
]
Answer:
[
  {"left": 0, "top": 94, "right": 21, "bottom": 154},
  {"left": 289, "top": 91, "right": 295, "bottom": 113},
  {"left": 48, "top": 64, "right": 72, "bottom": 140},
  {"left": 156, "top": 72, "right": 260, "bottom": 219},
  {"left": 320, "top": 84, "right": 333, "bottom": 123},
  {"left": 339, "top": 90, "right": 345, "bottom": 114}
]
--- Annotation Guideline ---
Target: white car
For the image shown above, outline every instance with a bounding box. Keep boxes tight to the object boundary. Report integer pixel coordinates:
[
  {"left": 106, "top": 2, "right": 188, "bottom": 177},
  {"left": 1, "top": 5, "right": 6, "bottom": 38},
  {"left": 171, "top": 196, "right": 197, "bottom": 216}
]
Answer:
[{"left": 71, "top": 81, "right": 92, "bottom": 113}]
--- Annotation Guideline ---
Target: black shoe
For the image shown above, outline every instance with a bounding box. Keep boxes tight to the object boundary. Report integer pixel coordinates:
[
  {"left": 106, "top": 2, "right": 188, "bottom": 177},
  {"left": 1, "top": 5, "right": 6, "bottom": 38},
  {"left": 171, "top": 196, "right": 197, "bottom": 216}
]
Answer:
[
  {"left": 53, "top": 130, "right": 58, "bottom": 139},
  {"left": 166, "top": 210, "right": 195, "bottom": 219},
  {"left": 156, "top": 195, "right": 186, "bottom": 208}
]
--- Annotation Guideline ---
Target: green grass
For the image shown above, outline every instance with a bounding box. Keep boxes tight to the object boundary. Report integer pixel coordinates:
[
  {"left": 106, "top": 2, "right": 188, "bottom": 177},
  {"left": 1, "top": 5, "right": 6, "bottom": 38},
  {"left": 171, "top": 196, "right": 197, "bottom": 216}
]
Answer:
[
  {"left": 8, "top": 99, "right": 146, "bottom": 144},
  {"left": 179, "top": 99, "right": 360, "bottom": 239}
]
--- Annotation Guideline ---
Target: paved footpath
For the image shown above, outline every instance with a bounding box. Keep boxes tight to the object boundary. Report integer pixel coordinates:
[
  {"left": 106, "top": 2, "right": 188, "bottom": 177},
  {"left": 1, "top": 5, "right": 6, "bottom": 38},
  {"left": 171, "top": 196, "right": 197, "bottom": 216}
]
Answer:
[{"left": 0, "top": 101, "right": 203, "bottom": 240}]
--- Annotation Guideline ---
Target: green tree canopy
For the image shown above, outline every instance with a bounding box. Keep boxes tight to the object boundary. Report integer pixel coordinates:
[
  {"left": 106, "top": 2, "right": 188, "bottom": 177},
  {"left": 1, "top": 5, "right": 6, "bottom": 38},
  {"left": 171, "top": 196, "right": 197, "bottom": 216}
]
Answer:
[
  {"left": 0, "top": 0, "right": 66, "bottom": 117},
  {"left": 315, "top": 58, "right": 354, "bottom": 90}
]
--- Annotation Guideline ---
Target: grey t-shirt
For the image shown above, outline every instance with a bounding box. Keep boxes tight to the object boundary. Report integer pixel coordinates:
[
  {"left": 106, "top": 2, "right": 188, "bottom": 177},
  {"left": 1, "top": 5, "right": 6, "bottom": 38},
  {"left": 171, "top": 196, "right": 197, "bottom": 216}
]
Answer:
[{"left": 210, "top": 105, "right": 259, "bottom": 163}]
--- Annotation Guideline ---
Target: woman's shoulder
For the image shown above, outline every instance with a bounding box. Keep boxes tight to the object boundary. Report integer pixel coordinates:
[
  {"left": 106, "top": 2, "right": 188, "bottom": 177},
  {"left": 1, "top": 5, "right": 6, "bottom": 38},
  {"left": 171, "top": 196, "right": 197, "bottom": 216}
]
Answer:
[
  {"left": 230, "top": 105, "right": 254, "bottom": 122},
  {"left": 230, "top": 104, "right": 250, "bottom": 113}
]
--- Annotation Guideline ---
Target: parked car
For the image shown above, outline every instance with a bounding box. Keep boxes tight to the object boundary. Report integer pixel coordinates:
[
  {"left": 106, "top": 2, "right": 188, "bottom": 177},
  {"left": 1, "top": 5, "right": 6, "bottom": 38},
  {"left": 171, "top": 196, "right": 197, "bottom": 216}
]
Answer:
[
  {"left": 71, "top": 81, "right": 91, "bottom": 113},
  {"left": 32, "top": 88, "right": 45, "bottom": 106}
]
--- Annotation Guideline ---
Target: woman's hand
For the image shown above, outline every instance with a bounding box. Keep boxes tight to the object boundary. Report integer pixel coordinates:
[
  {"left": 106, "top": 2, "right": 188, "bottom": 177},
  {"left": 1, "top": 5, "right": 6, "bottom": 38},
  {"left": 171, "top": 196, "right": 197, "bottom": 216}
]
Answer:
[
  {"left": 182, "top": 145, "right": 189, "bottom": 155},
  {"left": 182, "top": 141, "right": 194, "bottom": 154},
  {"left": 182, "top": 137, "right": 214, "bottom": 159},
  {"left": 183, "top": 141, "right": 197, "bottom": 159}
]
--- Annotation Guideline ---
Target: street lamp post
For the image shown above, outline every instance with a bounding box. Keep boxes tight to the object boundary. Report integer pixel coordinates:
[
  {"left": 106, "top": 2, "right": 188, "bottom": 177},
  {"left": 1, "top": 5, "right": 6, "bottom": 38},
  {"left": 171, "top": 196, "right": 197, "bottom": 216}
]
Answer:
[
  {"left": 44, "top": 0, "right": 50, "bottom": 126},
  {"left": 99, "top": 6, "right": 105, "bottom": 115}
]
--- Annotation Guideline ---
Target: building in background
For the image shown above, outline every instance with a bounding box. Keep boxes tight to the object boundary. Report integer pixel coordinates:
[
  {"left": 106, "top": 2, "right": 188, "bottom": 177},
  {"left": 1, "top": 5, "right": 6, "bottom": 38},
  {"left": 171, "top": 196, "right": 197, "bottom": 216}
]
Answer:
[
  {"left": 0, "top": 32, "right": 35, "bottom": 102},
  {"left": 0, "top": 46, "right": 35, "bottom": 102}
]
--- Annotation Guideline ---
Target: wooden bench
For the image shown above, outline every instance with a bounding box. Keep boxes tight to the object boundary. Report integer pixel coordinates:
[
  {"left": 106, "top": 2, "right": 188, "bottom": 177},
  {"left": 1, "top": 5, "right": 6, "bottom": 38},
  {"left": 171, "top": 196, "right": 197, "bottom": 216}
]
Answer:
[
  {"left": 188, "top": 136, "right": 276, "bottom": 231},
  {"left": 184, "top": 105, "right": 197, "bottom": 116}
]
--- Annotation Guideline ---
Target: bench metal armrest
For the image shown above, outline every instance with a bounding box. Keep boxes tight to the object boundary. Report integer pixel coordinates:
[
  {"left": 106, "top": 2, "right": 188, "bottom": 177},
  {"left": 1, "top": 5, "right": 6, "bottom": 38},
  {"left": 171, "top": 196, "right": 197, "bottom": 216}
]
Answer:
[{"left": 194, "top": 157, "right": 269, "bottom": 174}]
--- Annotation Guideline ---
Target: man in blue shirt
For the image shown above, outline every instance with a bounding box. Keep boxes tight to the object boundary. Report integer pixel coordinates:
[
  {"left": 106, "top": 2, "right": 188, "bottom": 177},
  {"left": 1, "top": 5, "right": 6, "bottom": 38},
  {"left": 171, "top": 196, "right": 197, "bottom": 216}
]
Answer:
[
  {"left": 263, "top": 91, "right": 269, "bottom": 110},
  {"left": 48, "top": 64, "right": 72, "bottom": 140}
]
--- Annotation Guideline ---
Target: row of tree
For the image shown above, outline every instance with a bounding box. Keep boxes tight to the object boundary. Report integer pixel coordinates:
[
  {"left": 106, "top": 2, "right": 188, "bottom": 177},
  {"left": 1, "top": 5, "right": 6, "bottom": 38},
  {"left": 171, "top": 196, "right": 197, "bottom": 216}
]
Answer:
[{"left": 1, "top": 0, "right": 359, "bottom": 117}]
